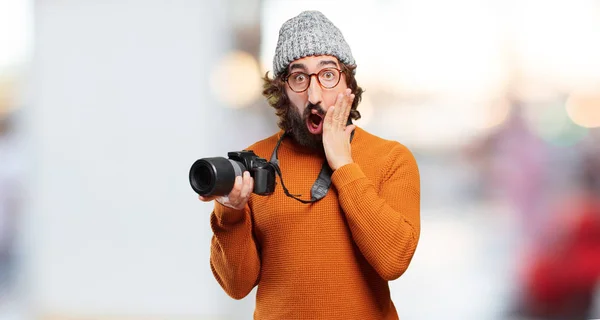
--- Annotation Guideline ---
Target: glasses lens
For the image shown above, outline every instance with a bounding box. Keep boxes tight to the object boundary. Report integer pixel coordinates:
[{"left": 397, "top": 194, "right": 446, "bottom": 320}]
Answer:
[
  {"left": 288, "top": 72, "right": 309, "bottom": 92},
  {"left": 318, "top": 69, "right": 340, "bottom": 89}
]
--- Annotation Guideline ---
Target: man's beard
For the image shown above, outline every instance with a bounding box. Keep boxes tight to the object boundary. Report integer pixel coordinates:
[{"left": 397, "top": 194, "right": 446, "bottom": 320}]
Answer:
[{"left": 284, "top": 103, "right": 326, "bottom": 151}]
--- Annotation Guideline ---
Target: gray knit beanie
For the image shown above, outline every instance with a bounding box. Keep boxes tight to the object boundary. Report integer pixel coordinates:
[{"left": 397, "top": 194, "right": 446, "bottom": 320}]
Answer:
[{"left": 272, "top": 10, "right": 355, "bottom": 77}]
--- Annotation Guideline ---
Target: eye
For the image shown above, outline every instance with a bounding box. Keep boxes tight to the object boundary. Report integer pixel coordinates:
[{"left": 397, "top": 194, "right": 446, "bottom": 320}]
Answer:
[
  {"left": 293, "top": 73, "right": 307, "bottom": 83},
  {"left": 321, "top": 71, "right": 335, "bottom": 80}
]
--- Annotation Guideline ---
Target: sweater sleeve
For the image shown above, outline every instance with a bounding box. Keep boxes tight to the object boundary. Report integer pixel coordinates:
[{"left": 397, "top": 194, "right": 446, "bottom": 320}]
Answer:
[
  {"left": 331, "top": 144, "right": 420, "bottom": 280},
  {"left": 209, "top": 201, "right": 261, "bottom": 299}
]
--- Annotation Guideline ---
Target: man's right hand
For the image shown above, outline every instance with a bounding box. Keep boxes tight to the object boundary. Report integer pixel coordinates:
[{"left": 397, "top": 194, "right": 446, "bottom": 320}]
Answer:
[{"left": 198, "top": 171, "right": 254, "bottom": 211}]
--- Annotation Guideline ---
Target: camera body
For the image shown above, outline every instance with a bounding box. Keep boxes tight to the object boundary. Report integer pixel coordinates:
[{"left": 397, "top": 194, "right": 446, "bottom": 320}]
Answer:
[
  {"left": 227, "top": 150, "right": 276, "bottom": 195},
  {"left": 189, "top": 150, "right": 276, "bottom": 197}
]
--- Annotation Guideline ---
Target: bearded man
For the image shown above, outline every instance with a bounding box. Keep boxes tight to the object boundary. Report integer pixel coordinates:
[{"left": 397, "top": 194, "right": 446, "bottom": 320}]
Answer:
[{"left": 199, "top": 10, "right": 421, "bottom": 320}]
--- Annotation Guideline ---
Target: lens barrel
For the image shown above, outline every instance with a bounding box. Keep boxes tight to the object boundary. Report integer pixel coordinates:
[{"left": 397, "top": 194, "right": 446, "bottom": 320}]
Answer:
[{"left": 189, "top": 157, "right": 245, "bottom": 196}]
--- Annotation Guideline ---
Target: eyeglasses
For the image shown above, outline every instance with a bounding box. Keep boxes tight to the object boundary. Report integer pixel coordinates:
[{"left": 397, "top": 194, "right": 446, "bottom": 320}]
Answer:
[{"left": 284, "top": 68, "right": 344, "bottom": 93}]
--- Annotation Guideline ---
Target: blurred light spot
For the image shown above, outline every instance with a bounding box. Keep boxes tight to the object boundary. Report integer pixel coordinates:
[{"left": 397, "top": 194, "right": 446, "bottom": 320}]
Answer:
[
  {"left": 565, "top": 91, "right": 600, "bottom": 128},
  {"left": 259, "top": 61, "right": 270, "bottom": 76},
  {"left": 210, "top": 50, "right": 261, "bottom": 108},
  {"left": 525, "top": 101, "right": 588, "bottom": 147},
  {"left": 0, "top": 76, "right": 17, "bottom": 120},
  {"left": 354, "top": 94, "right": 373, "bottom": 127},
  {"left": 475, "top": 97, "right": 512, "bottom": 130}
]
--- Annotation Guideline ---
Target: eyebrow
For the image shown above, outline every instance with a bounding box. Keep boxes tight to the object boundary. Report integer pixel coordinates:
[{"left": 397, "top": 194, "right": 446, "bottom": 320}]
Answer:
[{"left": 289, "top": 60, "right": 339, "bottom": 72}]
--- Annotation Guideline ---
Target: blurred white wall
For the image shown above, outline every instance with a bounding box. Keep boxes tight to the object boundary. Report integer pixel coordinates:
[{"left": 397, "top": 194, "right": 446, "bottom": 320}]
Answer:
[{"left": 22, "top": 1, "right": 267, "bottom": 318}]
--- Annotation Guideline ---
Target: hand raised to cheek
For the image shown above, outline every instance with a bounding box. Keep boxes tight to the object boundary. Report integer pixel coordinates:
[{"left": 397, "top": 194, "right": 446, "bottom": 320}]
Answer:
[{"left": 322, "top": 88, "right": 356, "bottom": 171}]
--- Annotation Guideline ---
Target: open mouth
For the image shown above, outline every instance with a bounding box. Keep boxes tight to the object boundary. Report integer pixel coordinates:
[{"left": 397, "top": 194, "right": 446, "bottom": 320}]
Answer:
[{"left": 306, "top": 110, "right": 324, "bottom": 134}]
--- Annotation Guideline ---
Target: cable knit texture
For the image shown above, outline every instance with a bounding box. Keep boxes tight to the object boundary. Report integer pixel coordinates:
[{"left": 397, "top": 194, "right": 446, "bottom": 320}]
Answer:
[
  {"left": 272, "top": 10, "right": 355, "bottom": 76},
  {"left": 210, "top": 127, "right": 421, "bottom": 320}
]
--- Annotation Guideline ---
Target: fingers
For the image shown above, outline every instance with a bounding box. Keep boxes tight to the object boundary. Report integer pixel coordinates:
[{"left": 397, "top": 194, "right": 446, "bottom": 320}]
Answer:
[
  {"left": 198, "top": 195, "right": 217, "bottom": 202},
  {"left": 342, "top": 93, "right": 355, "bottom": 128},
  {"left": 327, "top": 89, "right": 354, "bottom": 130},
  {"left": 332, "top": 93, "right": 345, "bottom": 127},
  {"left": 227, "top": 175, "right": 244, "bottom": 200},
  {"left": 198, "top": 172, "right": 253, "bottom": 211},
  {"left": 239, "top": 171, "right": 254, "bottom": 199},
  {"left": 228, "top": 172, "right": 253, "bottom": 209},
  {"left": 324, "top": 105, "right": 335, "bottom": 130}
]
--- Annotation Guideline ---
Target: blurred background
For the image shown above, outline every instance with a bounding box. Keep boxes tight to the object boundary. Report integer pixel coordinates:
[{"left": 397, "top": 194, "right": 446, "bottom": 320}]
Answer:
[{"left": 0, "top": 0, "right": 599, "bottom": 319}]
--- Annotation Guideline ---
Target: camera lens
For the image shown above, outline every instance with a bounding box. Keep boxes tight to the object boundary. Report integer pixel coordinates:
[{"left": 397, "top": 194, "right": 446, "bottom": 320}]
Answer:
[
  {"left": 192, "top": 165, "right": 213, "bottom": 192},
  {"left": 189, "top": 157, "right": 245, "bottom": 196}
]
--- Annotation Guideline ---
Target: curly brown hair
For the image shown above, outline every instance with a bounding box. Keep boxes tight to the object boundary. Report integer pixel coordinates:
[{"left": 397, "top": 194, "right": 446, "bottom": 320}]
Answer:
[{"left": 262, "top": 63, "right": 364, "bottom": 131}]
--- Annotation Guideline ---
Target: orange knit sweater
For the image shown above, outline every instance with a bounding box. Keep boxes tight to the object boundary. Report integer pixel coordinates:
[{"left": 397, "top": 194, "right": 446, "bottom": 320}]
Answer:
[{"left": 209, "top": 127, "right": 420, "bottom": 320}]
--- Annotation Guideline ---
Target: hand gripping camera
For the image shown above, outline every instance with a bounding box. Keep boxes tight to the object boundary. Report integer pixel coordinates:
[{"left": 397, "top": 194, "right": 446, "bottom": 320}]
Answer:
[{"left": 189, "top": 150, "right": 276, "bottom": 197}]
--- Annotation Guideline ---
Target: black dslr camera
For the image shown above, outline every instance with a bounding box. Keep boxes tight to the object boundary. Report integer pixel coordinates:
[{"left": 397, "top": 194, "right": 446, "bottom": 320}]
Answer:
[{"left": 189, "top": 150, "right": 276, "bottom": 197}]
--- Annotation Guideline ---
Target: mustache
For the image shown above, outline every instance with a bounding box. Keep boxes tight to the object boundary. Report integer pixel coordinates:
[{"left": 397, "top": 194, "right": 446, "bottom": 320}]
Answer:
[{"left": 305, "top": 103, "right": 326, "bottom": 117}]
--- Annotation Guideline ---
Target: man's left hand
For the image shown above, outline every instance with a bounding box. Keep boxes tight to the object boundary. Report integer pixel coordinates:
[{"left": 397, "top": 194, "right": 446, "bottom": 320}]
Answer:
[{"left": 323, "top": 88, "right": 356, "bottom": 171}]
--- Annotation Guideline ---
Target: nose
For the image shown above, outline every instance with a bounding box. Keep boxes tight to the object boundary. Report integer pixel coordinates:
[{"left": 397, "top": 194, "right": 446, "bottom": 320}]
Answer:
[{"left": 306, "top": 74, "right": 322, "bottom": 105}]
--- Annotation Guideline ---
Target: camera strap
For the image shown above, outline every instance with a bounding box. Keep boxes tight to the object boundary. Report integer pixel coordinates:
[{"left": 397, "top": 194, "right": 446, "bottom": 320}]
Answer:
[{"left": 269, "top": 126, "right": 355, "bottom": 204}]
